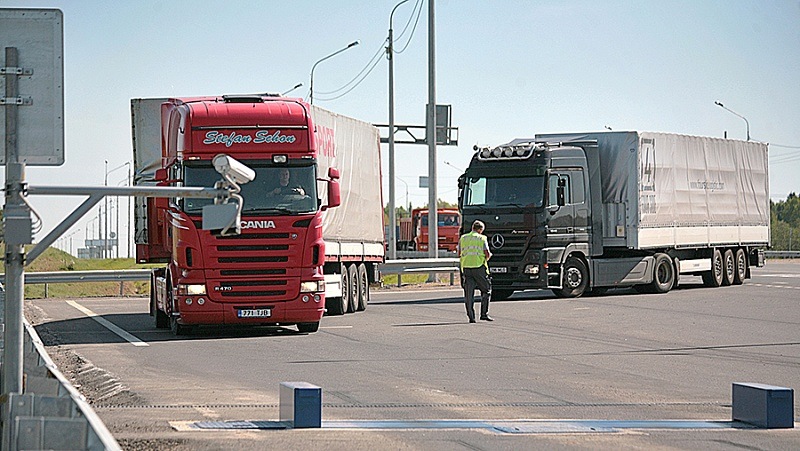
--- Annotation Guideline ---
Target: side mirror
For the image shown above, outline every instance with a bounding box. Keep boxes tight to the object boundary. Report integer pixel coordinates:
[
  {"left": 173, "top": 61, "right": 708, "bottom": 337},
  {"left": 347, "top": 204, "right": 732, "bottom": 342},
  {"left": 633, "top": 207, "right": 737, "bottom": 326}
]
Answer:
[
  {"left": 328, "top": 167, "right": 340, "bottom": 180},
  {"left": 323, "top": 178, "right": 341, "bottom": 210},
  {"left": 556, "top": 180, "right": 566, "bottom": 207}
]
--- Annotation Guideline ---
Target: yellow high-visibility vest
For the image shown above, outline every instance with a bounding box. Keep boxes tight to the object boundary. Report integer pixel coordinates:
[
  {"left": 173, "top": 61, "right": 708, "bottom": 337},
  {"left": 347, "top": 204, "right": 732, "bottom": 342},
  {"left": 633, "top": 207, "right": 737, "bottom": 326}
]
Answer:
[{"left": 459, "top": 232, "right": 488, "bottom": 269}]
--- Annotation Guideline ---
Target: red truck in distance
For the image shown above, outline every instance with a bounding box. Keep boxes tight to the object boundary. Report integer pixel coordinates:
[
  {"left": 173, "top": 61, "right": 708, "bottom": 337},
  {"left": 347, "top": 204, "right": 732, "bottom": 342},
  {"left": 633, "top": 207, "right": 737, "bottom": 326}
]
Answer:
[
  {"left": 132, "top": 95, "right": 384, "bottom": 335},
  {"left": 397, "top": 208, "right": 460, "bottom": 252}
]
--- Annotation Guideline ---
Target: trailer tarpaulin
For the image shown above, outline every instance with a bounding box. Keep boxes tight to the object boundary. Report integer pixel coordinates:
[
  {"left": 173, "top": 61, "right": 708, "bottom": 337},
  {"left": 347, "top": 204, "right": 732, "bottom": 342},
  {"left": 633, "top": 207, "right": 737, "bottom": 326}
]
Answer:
[{"left": 311, "top": 106, "right": 384, "bottom": 256}]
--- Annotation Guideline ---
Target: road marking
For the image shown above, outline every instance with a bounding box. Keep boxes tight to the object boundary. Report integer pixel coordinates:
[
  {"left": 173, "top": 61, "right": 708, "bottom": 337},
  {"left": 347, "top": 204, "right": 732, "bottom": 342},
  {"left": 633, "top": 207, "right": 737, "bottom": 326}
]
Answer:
[{"left": 66, "top": 301, "right": 149, "bottom": 347}]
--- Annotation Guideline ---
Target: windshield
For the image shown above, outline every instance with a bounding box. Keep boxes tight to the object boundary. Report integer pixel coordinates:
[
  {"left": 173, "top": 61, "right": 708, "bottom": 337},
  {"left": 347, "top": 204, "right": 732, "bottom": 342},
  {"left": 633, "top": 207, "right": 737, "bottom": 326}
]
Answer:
[
  {"left": 462, "top": 175, "right": 545, "bottom": 208},
  {"left": 420, "top": 213, "right": 460, "bottom": 227},
  {"left": 182, "top": 162, "right": 318, "bottom": 215}
]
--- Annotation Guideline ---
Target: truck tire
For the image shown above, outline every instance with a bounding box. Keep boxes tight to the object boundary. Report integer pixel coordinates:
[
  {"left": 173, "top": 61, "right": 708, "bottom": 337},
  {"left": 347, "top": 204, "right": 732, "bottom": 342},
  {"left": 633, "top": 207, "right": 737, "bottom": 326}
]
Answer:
[
  {"left": 151, "top": 274, "right": 169, "bottom": 329},
  {"left": 347, "top": 264, "right": 359, "bottom": 313},
  {"left": 491, "top": 290, "right": 514, "bottom": 301},
  {"left": 552, "top": 256, "right": 588, "bottom": 298},
  {"left": 298, "top": 322, "right": 320, "bottom": 333},
  {"left": 702, "top": 249, "right": 724, "bottom": 287},
  {"left": 650, "top": 253, "right": 675, "bottom": 293},
  {"left": 170, "top": 315, "right": 191, "bottom": 336},
  {"left": 327, "top": 265, "right": 348, "bottom": 316},
  {"left": 733, "top": 248, "right": 747, "bottom": 285},
  {"left": 722, "top": 249, "right": 735, "bottom": 286},
  {"left": 357, "top": 263, "right": 369, "bottom": 311}
]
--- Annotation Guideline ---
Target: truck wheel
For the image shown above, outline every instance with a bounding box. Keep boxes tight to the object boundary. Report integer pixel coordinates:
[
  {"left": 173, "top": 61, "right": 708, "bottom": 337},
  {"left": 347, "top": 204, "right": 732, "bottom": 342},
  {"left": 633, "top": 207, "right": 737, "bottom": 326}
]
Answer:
[
  {"left": 170, "top": 315, "right": 191, "bottom": 336},
  {"left": 491, "top": 290, "right": 514, "bottom": 301},
  {"left": 702, "top": 249, "right": 724, "bottom": 287},
  {"left": 154, "top": 302, "right": 170, "bottom": 329},
  {"left": 722, "top": 249, "right": 735, "bottom": 286},
  {"left": 326, "top": 265, "right": 348, "bottom": 315},
  {"left": 733, "top": 248, "right": 747, "bottom": 285},
  {"left": 553, "top": 256, "right": 588, "bottom": 298},
  {"left": 347, "top": 264, "right": 359, "bottom": 313},
  {"left": 357, "top": 263, "right": 369, "bottom": 311},
  {"left": 297, "top": 322, "right": 320, "bottom": 333},
  {"left": 151, "top": 275, "right": 169, "bottom": 329},
  {"left": 650, "top": 253, "right": 675, "bottom": 293}
]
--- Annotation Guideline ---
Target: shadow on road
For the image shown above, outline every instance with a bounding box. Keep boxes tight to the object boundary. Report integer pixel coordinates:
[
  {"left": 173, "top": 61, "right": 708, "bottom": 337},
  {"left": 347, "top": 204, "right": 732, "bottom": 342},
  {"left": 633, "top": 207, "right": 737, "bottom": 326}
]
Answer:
[{"left": 33, "top": 313, "right": 308, "bottom": 346}]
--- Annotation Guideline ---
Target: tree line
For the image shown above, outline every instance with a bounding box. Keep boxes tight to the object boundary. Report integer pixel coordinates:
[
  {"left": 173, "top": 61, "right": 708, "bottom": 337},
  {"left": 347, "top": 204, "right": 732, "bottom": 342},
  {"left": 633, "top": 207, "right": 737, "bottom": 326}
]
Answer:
[
  {"left": 772, "top": 193, "right": 800, "bottom": 251},
  {"left": 384, "top": 195, "right": 800, "bottom": 251}
]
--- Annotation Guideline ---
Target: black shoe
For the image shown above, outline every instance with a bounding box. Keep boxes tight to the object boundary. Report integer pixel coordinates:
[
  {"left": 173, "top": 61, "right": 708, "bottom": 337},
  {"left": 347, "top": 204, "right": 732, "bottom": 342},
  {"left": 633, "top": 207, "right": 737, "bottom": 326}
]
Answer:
[
  {"left": 469, "top": 318, "right": 476, "bottom": 323},
  {"left": 480, "top": 316, "right": 494, "bottom": 321}
]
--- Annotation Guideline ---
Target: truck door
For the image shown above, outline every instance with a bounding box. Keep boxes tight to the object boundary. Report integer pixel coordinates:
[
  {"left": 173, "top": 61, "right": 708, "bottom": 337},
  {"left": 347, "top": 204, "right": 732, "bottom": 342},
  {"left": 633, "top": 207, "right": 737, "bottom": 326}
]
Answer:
[{"left": 547, "top": 172, "right": 575, "bottom": 246}]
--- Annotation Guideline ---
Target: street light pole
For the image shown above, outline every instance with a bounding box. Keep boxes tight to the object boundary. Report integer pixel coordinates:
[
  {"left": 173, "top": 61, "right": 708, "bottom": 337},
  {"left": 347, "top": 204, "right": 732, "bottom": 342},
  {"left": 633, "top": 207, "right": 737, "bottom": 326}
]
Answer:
[
  {"left": 104, "top": 159, "right": 108, "bottom": 259},
  {"left": 427, "top": 0, "right": 438, "bottom": 259},
  {"left": 387, "top": 0, "right": 410, "bottom": 260},
  {"left": 282, "top": 83, "right": 303, "bottom": 96},
  {"left": 309, "top": 40, "right": 360, "bottom": 104},
  {"left": 714, "top": 101, "right": 750, "bottom": 141}
]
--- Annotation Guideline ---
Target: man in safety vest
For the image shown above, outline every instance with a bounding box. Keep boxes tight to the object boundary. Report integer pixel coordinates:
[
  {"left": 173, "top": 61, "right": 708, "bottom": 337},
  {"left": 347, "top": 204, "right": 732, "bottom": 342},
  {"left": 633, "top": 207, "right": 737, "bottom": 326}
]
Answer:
[{"left": 459, "top": 220, "right": 493, "bottom": 323}]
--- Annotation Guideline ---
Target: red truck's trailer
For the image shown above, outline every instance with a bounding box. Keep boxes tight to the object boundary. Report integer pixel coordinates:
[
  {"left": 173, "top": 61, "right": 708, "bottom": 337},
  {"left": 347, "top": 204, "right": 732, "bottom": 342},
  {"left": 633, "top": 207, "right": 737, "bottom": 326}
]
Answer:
[{"left": 132, "top": 95, "right": 384, "bottom": 334}]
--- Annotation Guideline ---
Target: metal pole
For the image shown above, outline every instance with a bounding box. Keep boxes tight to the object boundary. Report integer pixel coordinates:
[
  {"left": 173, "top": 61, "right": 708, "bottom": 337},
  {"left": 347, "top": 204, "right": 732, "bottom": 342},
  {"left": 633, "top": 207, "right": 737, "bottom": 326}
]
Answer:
[
  {"left": 104, "top": 159, "right": 108, "bottom": 258},
  {"left": 128, "top": 164, "right": 132, "bottom": 258},
  {"left": 309, "top": 40, "right": 360, "bottom": 104},
  {"left": 115, "top": 196, "right": 120, "bottom": 258},
  {"left": 3, "top": 46, "right": 26, "bottom": 395},
  {"left": 427, "top": 0, "right": 438, "bottom": 259},
  {"left": 387, "top": 2, "right": 408, "bottom": 260}
]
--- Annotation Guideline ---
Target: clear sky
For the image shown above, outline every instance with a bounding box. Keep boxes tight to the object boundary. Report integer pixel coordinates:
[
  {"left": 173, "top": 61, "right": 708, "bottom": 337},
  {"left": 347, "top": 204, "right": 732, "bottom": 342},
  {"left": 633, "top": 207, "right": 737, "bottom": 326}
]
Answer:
[{"left": 2, "top": 0, "right": 799, "bottom": 257}]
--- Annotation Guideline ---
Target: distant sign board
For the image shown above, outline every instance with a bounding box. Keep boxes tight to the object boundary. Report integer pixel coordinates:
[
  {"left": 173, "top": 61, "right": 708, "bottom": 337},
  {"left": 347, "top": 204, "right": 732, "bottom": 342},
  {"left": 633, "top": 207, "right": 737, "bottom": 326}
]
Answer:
[{"left": 0, "top": 8, "right": 64, "bottom": 165}]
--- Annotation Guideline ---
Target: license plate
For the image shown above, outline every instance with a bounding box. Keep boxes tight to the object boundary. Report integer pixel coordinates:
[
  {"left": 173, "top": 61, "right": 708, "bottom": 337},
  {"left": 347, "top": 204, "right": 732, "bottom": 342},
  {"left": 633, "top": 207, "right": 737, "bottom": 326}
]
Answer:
[
  {"left": 490, "top": 267, "right": 508, "bottom": 274},
  {"left": 237, "top": 308, "right": 272, "bottom": 318}
]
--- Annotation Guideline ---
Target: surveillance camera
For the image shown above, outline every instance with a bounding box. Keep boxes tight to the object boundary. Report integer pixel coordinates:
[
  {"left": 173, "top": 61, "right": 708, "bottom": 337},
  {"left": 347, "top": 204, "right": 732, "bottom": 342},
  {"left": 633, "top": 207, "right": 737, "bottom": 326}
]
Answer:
[{"left": 213, "top": 154, "right": 256, "bottom": 185}]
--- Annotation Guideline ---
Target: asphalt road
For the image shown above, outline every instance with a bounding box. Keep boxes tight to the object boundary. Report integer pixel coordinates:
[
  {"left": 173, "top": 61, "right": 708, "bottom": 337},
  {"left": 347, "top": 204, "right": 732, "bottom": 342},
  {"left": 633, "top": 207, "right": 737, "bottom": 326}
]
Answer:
[{"left": 28, "top": 261, "right": 800, "bottom": 450}]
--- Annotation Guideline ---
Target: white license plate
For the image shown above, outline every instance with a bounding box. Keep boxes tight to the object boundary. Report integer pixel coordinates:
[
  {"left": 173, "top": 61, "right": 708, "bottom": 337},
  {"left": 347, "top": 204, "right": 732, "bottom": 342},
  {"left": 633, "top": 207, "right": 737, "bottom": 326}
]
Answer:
[
  {"left": 490, "top": 267, "right": 508, "bottom": 274},
  {"left": 237, "top": 308, "right": 272, "bottom": 318}
]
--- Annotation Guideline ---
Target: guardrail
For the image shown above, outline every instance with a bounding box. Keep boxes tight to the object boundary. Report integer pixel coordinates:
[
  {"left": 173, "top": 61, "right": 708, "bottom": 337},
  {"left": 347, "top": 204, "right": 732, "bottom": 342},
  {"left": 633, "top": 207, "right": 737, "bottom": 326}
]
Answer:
[
  {"left": 764, "top": 251, "right": 800, "bottom": 259},
  {"left": 379, "top": 258, "right": 460, "bottom": 287},
  {"left": 0, "top": 293, "right": 121, "bottom": 450}
]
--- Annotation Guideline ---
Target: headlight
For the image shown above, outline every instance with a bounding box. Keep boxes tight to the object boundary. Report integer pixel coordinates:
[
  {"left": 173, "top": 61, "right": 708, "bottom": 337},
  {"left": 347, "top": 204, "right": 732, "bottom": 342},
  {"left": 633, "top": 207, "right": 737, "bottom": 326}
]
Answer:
[
  {"left": 300, "top": 281, "right": 324, "bottom": 293},
  {"left": 177, "top": 284, "right": 206, "bottom": 295},
  {"left": 523, "top": 265, "right": 540, "bottom": 275}
]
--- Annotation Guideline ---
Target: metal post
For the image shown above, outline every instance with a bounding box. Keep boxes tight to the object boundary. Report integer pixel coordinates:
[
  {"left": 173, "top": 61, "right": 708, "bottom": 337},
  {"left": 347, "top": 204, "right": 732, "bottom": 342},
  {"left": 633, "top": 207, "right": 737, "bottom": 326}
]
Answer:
[
  {"left": 387, "top": 14, "right": 397, "bottom": 260},
  {"left": 386, "top": 0, "right": 410, "bottom": 260},
  {"left": 104, "top": 159, "right": 108, "bottom": 258},
  {"left": 427, "top": 0, "right": 438, "bottom": 259},
  {"left": 3, "top": 46, "right": 27, "bottom": 395},
  {"left": 128, "top": 163, "right": 132, "bottom": 258}
]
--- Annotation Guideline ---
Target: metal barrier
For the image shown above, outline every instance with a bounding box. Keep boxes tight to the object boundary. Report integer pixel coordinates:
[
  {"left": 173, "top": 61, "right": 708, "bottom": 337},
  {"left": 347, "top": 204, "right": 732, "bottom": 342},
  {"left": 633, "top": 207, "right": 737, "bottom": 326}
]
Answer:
[
  {"left": 764, "top": 251, "right": 800, "bottom": 259},
  {"left": 379, "top": 259, "right": 460, "bottom": 287},
  {"left": 0, "top": 292, "right": 121, "bottom": 450}
]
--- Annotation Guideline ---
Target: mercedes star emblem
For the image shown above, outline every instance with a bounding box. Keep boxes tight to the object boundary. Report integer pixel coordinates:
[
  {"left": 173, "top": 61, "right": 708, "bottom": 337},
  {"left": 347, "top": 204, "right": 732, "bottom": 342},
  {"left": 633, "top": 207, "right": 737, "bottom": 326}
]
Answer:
[{"left": 491, "top": 234, "right": 505, "bottom": 249}]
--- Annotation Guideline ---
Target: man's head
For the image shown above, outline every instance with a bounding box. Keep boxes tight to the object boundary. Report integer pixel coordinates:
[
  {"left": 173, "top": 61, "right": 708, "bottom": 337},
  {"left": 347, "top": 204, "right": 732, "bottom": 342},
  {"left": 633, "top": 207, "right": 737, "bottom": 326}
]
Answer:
[
  {"left": 471, "top": 220, "right": 485, "bottom": 233},
  {"left": 278, "top": 168, "right": 290, "bottom": 186}
]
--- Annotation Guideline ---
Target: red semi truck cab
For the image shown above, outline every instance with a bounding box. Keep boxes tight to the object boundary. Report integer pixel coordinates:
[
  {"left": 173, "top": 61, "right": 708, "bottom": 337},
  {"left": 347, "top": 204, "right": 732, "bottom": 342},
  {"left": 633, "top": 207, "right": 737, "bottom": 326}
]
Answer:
[
  {"left": 133, "top": 95, "right": 346, "bottom": 334},
  {"left": 398, "top": 208, "right": 460, "bottom": 252}
]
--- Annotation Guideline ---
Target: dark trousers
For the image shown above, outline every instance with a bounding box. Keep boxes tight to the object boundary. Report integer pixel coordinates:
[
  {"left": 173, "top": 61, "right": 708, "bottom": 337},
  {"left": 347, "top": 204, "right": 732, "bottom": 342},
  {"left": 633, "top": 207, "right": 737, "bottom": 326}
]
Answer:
[{"left": 462, "top": 266, "right": 491, "bottom": 320}]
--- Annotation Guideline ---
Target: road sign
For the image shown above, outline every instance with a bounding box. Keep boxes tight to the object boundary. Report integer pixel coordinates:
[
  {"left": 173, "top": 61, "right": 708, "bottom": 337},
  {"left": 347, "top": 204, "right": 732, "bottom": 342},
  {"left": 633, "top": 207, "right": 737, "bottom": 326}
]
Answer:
[{"left": 0, "top": 8, "right": 64, "bottom": 165}]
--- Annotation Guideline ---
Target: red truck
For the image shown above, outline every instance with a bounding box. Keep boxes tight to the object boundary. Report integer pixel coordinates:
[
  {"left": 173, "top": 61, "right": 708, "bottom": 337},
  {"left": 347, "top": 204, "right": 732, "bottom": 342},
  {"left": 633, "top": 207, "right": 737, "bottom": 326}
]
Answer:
[
  {"left": 132, "top": 95, "right": 384, "bottom": 335},
  {"left": 397, "top": 208, "right": 460, "bottom": 252}
]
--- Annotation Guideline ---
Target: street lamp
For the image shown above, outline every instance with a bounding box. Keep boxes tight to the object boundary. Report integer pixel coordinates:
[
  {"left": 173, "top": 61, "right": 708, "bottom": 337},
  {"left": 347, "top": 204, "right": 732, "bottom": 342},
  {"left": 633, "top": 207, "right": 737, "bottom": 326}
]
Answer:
[
  {"left": 396, "top": 177, "right": 410, "bottom": 213},
  {"left": 309, "top": 40, "right": 360, "bottom": 104},
  {"left": 714, "top": 101, "right": 750, "bottom": 141},
  {"left": 105, "top": 161, "right": 131, "bottom": 259},
  {"left": 282, "top": 83, "right": 303, "bottom": 96},
  {"left": 387, "top": 0, "right": 411, "bottom": 260}
]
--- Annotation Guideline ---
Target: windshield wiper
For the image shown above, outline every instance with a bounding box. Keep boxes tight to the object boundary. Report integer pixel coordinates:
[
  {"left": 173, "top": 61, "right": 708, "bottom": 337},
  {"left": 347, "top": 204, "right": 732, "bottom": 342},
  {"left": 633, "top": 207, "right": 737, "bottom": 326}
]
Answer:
[
  {"left": 242, "top": 207, "right": 294, "bottom": 215},
  {"left": 495, "top": 202, "right": 525, "bottom": 208}
]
